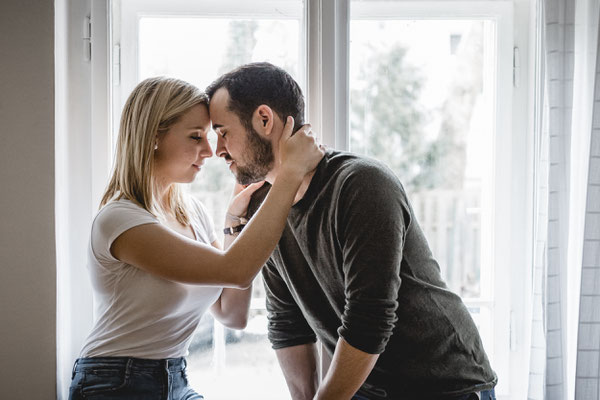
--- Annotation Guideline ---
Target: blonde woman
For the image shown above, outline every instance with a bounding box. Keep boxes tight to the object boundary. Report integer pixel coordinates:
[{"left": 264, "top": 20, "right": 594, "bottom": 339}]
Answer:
[{"left": 68, "top": 77, "right": 323, "bottom": 400}]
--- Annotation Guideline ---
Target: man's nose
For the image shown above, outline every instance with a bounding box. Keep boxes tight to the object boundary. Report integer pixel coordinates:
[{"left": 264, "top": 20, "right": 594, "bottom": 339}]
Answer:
[{"left": 215, "top": 135, "right": 227, "bottom": 158}]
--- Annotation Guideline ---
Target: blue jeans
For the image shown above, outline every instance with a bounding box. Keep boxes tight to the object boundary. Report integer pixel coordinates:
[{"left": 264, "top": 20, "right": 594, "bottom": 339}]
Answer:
[
  {"left": 68, "top": 357, "right": 203, "bottom": 400},
  {"left": 352, "top": 387, "right": 496, "bottom": 400}
]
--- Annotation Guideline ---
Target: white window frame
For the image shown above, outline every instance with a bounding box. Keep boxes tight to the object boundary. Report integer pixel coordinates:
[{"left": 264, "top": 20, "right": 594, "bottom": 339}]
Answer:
[{"left": 83, "top": 1, "right": 535, "bottom": 399}]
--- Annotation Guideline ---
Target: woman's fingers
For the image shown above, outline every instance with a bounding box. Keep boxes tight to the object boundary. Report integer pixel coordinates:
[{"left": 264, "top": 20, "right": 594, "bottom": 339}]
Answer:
[
  {"left": 281, "top": 116, "right": 295, "bottom": 141},
  {"left": 239, "top": 181, "right": 265, "bottom": 197}
]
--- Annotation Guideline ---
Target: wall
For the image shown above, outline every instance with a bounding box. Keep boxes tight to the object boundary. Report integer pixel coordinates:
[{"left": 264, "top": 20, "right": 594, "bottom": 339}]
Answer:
[
  {"left": 55, "top": 0, "right": 95, "bottom": 398},
  {"left": 0, "top": 0, "right": 56, "bottom": 397}
]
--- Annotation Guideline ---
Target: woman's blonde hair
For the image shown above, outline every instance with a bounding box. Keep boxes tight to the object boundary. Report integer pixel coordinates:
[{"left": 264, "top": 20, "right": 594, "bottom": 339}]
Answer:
[{"left": 100, "top": 76, "right": 208, "bottom": 225}]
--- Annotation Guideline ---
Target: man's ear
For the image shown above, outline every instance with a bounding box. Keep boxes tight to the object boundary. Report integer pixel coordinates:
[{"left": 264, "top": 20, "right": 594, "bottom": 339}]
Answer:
[{"left": 252, "top": 105, "right": 274, "bottom": 137}]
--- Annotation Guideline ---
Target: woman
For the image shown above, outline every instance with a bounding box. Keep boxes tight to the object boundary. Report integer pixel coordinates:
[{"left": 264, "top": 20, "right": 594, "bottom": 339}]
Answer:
[{"left": 68, "top": 77, "right": 323, "bottom": 400}]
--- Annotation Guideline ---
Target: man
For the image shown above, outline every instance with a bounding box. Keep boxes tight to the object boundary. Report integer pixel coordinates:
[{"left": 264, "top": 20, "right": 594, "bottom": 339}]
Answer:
[{"left": 206, "top": 62, "right": 497, "bottom": 400}]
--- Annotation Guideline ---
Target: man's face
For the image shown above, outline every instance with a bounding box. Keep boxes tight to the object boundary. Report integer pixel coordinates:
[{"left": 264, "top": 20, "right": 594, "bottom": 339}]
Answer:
[{"left": 209, "top": 88, "right": 274, "bottom": 185}]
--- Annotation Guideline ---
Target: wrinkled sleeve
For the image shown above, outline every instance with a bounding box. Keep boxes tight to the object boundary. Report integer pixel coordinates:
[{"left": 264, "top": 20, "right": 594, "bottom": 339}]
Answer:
[
  {"left": 90, "top": 201, "right": 159, "bottom": 269},
  {"left": 336, "top": 163, "right": 411, "bottom": 354},
  {"left": 262, "top": 259, "right": 317, "bottom": 350}
]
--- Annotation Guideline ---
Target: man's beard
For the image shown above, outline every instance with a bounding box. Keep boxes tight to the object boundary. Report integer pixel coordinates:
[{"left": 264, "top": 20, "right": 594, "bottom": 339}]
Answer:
[{"left": 234, "top": 126, "right": 274, "bottom": 185}]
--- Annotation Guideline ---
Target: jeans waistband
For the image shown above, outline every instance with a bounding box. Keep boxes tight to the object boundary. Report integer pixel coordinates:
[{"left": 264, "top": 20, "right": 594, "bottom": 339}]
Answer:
[{"left": 73, "top": 356, "right": 187, "bottom": 374}]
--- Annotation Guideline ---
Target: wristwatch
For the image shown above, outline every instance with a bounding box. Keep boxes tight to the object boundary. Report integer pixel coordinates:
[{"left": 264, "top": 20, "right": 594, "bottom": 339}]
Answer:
[{"left": 223, "top": 224, "right": 246, "bottom": 235}]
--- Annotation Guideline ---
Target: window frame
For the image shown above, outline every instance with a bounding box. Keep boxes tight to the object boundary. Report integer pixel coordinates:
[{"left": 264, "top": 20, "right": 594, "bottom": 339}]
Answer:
[{"left": 84, "top": 1, "right": 535, "bottom": 399}]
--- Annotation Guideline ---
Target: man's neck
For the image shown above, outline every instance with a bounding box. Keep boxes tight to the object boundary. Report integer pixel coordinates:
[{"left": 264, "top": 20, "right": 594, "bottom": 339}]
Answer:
[{"left": 266, "top": 159, "right": 322, "bottom": 205}]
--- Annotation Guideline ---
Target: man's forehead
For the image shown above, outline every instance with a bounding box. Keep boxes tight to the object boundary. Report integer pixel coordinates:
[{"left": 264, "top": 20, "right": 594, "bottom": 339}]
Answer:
[
  {"left": 209, "top": 88, "right": 229, "bottom": 111},
  {"left": 209, "top": 88, "right": 231, "bottom": 123}
]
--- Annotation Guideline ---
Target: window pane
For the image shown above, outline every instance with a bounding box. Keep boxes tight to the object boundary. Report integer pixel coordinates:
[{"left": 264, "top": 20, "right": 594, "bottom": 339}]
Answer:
[
  {"left": 135, "top": 13, "right": 304, "bottom": 400},
  {"left": 349, "top": 19, "right": 494, "bottom": 300}
]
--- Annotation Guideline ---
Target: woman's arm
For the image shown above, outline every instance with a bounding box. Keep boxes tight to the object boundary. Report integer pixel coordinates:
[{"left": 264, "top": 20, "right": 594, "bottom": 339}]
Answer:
[
  {"left": 111, "top": 118, "right": 323, "bottom": 288},
  {"left": 209, "top": 238, "right": 252, "bottom": 329},
  {"left": 210, "top": 182, "right": 264, "bottom": 328}
]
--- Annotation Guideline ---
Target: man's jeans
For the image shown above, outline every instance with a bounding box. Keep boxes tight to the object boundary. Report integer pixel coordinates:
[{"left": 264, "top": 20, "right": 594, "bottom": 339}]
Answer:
[
  {"left": 352, "top": 387, "right": 496, "bottom": 400},
  {"left": 68, "top": 357, "right": 202, "bottom": 400}
]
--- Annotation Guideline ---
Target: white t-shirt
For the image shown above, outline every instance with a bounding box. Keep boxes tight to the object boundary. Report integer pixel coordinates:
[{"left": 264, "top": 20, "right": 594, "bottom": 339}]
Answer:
[{"left": 79, "top": 198, "right": 222, "bottom": 359}]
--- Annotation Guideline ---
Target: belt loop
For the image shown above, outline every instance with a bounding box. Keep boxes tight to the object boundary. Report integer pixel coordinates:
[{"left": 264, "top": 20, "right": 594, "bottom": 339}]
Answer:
[
  {"left": 71, "top": 359, "right": 79, "bottom": 379},
  {"left": 124, "top": 358, "right": 133, "bottom": 380}
]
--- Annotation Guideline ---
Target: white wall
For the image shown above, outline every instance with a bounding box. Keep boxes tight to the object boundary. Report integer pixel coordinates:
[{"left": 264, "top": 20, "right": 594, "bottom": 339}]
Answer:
[
  {"left": 55, "top": 0, "right": 96, "bottom": 398},
  {"left": 0, "top": 0, "right": 57, "bottom": 397}
]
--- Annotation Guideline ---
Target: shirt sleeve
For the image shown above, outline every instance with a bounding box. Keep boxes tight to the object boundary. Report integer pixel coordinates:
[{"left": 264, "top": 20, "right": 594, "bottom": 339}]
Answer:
[
  {"left": 335, "top": 161, "right": 411, "bottom": 354},
  {"left": 262, "top": 259, "right": 317, "bottom": 350},
  {"left": 90, "top": 201, "right": 159, "bottom": 268}
]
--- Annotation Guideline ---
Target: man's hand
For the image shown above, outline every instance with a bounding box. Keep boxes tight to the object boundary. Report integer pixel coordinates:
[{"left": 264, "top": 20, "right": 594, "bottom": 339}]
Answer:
[{"left": 313, "top": 338, "right": 379, "bottom": 400}]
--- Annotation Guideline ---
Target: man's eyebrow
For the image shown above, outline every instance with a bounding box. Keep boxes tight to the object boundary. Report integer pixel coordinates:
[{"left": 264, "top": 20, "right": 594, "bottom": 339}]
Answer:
[{"left": 212, "top": 124, "right": 223, "bottom": 130}]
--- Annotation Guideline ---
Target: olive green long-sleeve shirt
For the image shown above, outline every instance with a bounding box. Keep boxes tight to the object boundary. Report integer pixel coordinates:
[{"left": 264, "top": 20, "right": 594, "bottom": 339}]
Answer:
[{"left": 249, "top": 151, "right": 497, "bottom": 399}]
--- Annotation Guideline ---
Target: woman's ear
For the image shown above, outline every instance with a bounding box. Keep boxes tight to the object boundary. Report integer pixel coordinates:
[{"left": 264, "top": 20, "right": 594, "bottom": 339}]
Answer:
[{"left": 252, "top": 105, "right": 274, "bottom": 136}]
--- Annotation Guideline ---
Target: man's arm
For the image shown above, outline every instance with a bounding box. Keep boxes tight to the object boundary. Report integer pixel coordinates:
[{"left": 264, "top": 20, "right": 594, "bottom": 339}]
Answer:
[
  {"left": 263, "top": 258, "right": 318, "bottom": 399},
  {"left": 314, "top": 338, "right": 379, "bottom": 400},
  {"left": 275, "top": 343, "right": 319, "bottom": 400},
  {"left": 314, "top": 163, "right": 409, "bottom": 399}
]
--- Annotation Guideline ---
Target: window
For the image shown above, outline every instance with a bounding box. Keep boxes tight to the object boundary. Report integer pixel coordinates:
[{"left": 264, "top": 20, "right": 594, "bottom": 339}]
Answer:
[
  {"left": 82, "top": 1, "right": 531, "bottom": 399},
  {"left": 113, "top": 1, "right": 305, "bottom": 398},
  {"left": 348, "top": 3, "right": 514, "bottom": 395}
]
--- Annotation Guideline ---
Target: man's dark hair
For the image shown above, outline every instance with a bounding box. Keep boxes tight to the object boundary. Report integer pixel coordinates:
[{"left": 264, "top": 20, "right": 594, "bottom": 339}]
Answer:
[{"left": 206, "top": 62, "right": 305, "bottom": 131}]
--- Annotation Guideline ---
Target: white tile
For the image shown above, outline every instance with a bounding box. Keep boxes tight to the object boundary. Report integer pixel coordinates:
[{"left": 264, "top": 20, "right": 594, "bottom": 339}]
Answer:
[
  {"left": 593, "top": 105, "right": 600, "bottom": 129},
  {"left": 575, "top": 378, "right": 598, "bottom": 399},
  {"left": 550, "top": 135, "right": 562, "bottom": 167},
  {"left": 565, "top": 0, "right": 576, "bottom": 22},
  {"left": 583, "top": 241, "right": 600, "bottom": 267},
  {"left": 580, "top": 268, "right": 600, "bottom": 295},
  {"left": 545, "top": 23, "right": 562, "bottom": 52},
  {"left": 578, "top": 323, "right": 600, "bottom": 350},
  {"left": 545, "top": 0, "right": 560, "bottom": 23},
  {"left": 547, "top": 51, "right": 561, "bottom": 80},
  {"left": 547, "top": 301, "right": 562, "bottom": 331},
  {"left": 589, "top": 158, "right": 600, "bottom": 184},
  {"left": 547, "top": 329, "right": 563, "bottom": 358},
  {"left": 579, "top": 296, "right": 593, "bottom": 322},
  {"left": 546, "top": 384, "right": 564, "bottom": 400},
  {"left": 585, "top": 213, "right": 600, "bottom": 240},
  {"left": 577, "top": 350, "right": 600, "bottom": 377},
  {"left": 591, "top": 130, "right": 600, "bottom": 156},
  {"left": 528, "top": 373, "right": 544, "bottom": 400},
  {"left": 548, "top": 219, "right": 560, "bottom": 248},
  {"left": 547, "top": 357, "right": 565, "bottom": 385},
  {"left": 587, "top": 185, "right": 600, "bottom": 213},
  {"left": 548, "top": 250, "right": 560, "bottom": 275},
  {"left": 548, "top": 79, "right": 564, "bottom": 108},
  {"left": 530, "top": 345, "right": 546, "bottom": 373},
  {"left": 565, "top": 26, "right": 575, "bottom": 52}
]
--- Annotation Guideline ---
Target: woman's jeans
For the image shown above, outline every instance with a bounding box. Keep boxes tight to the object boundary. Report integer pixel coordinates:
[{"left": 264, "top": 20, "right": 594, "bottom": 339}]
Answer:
[{"left": 69, "top": 357, "right": 202, "bottom": 400}]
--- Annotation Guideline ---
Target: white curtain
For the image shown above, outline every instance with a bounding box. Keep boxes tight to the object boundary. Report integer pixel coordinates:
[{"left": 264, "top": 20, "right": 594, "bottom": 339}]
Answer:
[{"left": 529, "top": 0, "right": 600, "bottom": 399}]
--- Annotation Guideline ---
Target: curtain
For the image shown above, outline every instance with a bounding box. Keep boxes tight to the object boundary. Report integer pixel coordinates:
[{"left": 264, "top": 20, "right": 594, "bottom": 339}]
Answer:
[{"left": 529, "top": 0, "right": 600, "bottom": 399}]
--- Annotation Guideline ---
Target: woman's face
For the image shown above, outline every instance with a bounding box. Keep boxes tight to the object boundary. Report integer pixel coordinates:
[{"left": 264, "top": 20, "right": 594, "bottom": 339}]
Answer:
[{"left": 154, "top": 104, "right": 213, "bottom": 185}]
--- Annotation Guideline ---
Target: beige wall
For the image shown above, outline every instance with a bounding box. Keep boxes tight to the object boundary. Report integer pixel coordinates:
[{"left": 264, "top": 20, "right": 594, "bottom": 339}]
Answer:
[{"left": 0, "top": 0, "right": 56, "bottom": 397}]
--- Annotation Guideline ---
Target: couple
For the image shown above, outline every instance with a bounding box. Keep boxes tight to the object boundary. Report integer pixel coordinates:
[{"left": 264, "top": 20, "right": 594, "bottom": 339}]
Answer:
[{"left": 69, "top": 63, "right": 497, "bottom": 400}]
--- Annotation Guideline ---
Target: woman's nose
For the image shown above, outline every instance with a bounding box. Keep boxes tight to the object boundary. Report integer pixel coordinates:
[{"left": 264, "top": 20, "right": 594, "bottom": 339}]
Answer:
[{"left": 201, "top": 139, "right": 214, "bottom": 158}]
